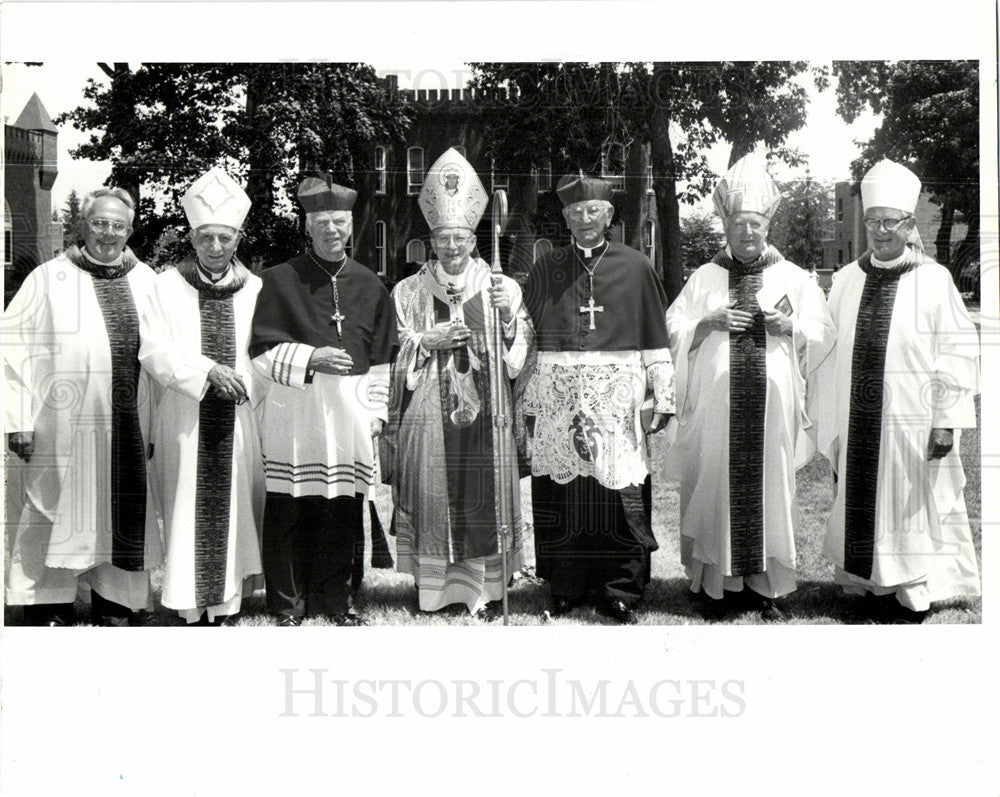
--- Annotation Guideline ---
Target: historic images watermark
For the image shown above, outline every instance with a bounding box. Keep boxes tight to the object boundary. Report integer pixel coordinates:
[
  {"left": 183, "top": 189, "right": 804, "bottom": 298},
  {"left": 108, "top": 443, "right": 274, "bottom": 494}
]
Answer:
[{"left": 279, "top": 668, "right": 746, "bottom": 718}]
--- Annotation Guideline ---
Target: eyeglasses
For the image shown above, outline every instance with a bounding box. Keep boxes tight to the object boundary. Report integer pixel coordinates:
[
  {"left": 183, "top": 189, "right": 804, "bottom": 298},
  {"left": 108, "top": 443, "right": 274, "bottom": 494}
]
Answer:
[
  {"left": 863, "top": 216, "right": 911, "bottom": 233},
  {"left": 87, "top": 217, "right": 130, "bottom": 234},
  {"left": 565, "top": 205, "right": 608, "bottom": 222},
  {"left": 431, "top": 233, "right": 474, "bottom": 246}
]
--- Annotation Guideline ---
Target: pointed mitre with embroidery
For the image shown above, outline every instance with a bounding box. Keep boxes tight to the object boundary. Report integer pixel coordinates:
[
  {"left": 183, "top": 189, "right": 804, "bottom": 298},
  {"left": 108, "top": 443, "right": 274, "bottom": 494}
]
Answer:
[
  {"left": 861, "top": 160, "right": 921, "bottom": 214},
  {"left": 712, "top": 153, "right": 782, "bottom": 220},
  {"left": 418, "top": 147, "right": 488, "bottom": 231},
  {"left": 181, "top": 167, "right": 251, "bottom": 230}
]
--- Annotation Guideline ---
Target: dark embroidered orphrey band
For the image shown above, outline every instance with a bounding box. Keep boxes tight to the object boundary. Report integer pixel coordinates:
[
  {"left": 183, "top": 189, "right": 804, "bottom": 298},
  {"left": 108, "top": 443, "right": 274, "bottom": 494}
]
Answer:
[
  {"left": 194, "top": 292, "right": 238, "bottom": 606},
  {"left": 90, "top": 276, "right": 147, "bottom": 570},
  {"left": 842, "top": 253, "right": 918, "bottom": 578},
  {"left": 725, "top": 255, "right": 768, "bottom": 576}
]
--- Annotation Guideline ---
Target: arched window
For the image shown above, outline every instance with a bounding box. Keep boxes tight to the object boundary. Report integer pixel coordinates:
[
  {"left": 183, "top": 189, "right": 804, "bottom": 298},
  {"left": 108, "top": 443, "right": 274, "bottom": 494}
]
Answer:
[
  {"left": 375, "top": 221, "right": 387, "bottom": 275},
  {"left": 532, "top": 238, "right": 553, "bottom": 263},
  {"left": 374, "top": 145, "right": 387, "bottom": 195},
  {"left": 643, "top": 219, "right": 655, "bottom": 260},
  {"left": 406, "top": 239, "right": 426, "bottom": 264},
  {"left": 407, "top": 146, "right": 424, "bottom": 195}
]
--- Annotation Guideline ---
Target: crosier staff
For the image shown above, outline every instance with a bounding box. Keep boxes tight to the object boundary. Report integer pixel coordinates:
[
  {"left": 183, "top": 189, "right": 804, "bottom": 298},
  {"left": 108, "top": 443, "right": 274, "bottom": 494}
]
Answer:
[{"left": 489, "top": 189, "right": 513, "bottom": 626}]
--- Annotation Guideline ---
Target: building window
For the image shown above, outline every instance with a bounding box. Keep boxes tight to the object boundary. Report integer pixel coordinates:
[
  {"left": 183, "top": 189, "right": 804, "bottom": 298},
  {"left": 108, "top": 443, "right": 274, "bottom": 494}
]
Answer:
[
  {"left": 536, "top": 160, "right": 552, "bottom": 193},
  {"left": 643, "top": 219, "right": 655, "bottom": 259},
  {"left": 491, "top": 159, "right": 509, "bottom": 192},
  {"left": 836, "top": 197, "right": 843, "bottom": 222},
  {"left": 838, "top": 249, "right": 843, "bottom": 265},
  {"left": 601, "top": 142, "right": 626, "bottom": 191},
  {"left": 848, "top": 240, "right": 853, "bottom": 262},
  {"left": 644, "top": 143, "right": 654, "bottom": 193},
  {"left": 374, "top": 146, "right": 387, "bottom": 195},
  {"left": 532, "top": 238, "right": 553, "bottom": 263},
  {"left": 3, "top": 230, "right": 12, "bottom": 267},
  {"left": 406, "top": 239, "right": 426, "bottom": 264},
  {"left": 375, "top": 221, "right": 387, "bottom": 275},
  {"left": 407, "top": 146, "right": 424, "bottom": 195}
]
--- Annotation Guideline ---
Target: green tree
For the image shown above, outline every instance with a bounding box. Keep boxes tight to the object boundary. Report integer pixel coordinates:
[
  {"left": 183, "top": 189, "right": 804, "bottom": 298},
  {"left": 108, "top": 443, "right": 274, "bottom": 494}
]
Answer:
[
  {"left": 679, "top": 210, "right": 725, "bottom": 271},
  {"left": 60, "top": 188, "right": 84, "bottom": 249},
  {"left": 468, "top": 62, "right": 825, "bottom": 302},
  {"left": 56, "top": 63, "right": 412, "bottom": 267},
  {"left": 833, "top": 60, "right": 978, "bottom": 284},
  {"left": 767, "top": 169, "right": 834, "bottom": 270}
]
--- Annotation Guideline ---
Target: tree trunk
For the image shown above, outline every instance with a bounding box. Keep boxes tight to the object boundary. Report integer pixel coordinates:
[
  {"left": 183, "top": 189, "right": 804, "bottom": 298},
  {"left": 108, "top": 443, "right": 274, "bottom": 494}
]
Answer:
[
  {"left": 244, "top": 66, "right": 277, "bottom": 268},
  {"left": 934, "top": 200, "right": 954, "bottom": 266},
  {"left": 650, "top": 64, "right": 683, "bottom": 304}
]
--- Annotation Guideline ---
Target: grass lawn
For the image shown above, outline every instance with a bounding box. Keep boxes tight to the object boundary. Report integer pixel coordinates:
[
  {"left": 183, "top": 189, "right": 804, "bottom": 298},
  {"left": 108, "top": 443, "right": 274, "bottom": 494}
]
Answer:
[{"left": 6, "top": 399, "right": 980, "bottom": 627}]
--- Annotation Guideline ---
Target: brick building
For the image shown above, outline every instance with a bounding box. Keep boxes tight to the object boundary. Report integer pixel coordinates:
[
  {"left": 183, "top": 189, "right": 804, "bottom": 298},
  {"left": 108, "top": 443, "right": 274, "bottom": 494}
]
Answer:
[
  {"left": 821, "top": 180, "right": 968, "bottom": 271},
  {"left": 4, "top": 93, "right": 62, "bottom": 305},
  {"left": 349, "top": 76, "right": 659, "bottom": 286}
]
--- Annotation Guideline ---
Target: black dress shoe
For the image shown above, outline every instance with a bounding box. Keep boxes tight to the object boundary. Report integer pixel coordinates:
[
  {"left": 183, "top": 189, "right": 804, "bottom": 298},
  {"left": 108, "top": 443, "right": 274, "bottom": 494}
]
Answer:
[
  {"left": 602, "top": 599, "right": 638, "bottom": 625},
  {"left": 277, "top": 614, "right": 303, "bottom": 627},
  {"left": 330, "top": 612, "right": 365, "bottom": 627},
  {"left": 741, "top": 591, "right": 787, "bottom": 622},
  {"left": 544, "top": 596, "right": 575, "bottom": 620},
  {"left": 888, "top": 602, "right": 929, "bottom": 625},
  {"left": 475, "top": 601, "right": 503, "bottom": 622}
]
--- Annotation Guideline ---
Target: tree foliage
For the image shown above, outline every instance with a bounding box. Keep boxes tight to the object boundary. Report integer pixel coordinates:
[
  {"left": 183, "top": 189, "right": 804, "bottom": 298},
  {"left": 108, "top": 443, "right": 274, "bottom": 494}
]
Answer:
[
  {"left": 59, "top": 188, "right": 84, "bottom": 249},
  {"left": 468, "top": 62, "right": 826, "bottom": 302},
  {"left": 679, "top": 210, "right": 725, "bottom": 271},
  {"left": 56, "top": 63, "right": 412, "bottom": 267},
  {"left": 833, "top": 60, "right": 979, "bottom": 282},
  {"left": 767, "top": 172, "right": 835, "bottom": 270}
]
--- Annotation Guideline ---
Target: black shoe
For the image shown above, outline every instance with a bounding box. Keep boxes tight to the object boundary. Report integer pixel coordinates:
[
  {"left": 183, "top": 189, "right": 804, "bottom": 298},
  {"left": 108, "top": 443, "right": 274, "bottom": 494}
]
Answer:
[
  {"left": 601, "top": 599, "right": 638, "bottom": 625},
  {"left": 23, "top": 603, "right": 75, "bottom": 627},
  {"left": 690, "top": 590, "right": 730, "bottom": 621},
  {"left": 277, "top": 614, "right": 303, "bottom": 627},
  {"left": 546, "top": 596, "right": 578, "bottom": 619},
  {"left": 91, "top": 592, "right": 134, "bottom": 626},
  {"left": 330, "top": 612, "right": 365, "bottom": 627},
  {"left": 475, "top": 601, "right": 503, "bottom": 622},
  {"left": 741, "top": 591, "right": 787, "bottom": 622},
  {"left": 888, "top": 602, "right": 929, "bottom": 625}
]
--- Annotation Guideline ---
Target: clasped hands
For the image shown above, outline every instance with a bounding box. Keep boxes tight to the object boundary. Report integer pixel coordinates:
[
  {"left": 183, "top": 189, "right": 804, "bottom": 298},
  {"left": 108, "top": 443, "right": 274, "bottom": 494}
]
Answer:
[
  {"left": 702, "top": 301, "right": 792, "bottom": 337},
  {"left": 207, "top": 364, "right": 249, "bottom": 403}
]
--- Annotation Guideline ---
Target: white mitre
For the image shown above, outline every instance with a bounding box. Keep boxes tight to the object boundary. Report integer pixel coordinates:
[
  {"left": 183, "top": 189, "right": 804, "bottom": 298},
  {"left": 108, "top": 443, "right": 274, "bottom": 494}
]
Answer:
[
  {"left": 418, "top": 147, "right": 488, "bottom": 230},
  {"left": 860, "top": 160, "right": 921, "bottom": 213},
  {"left": 712, "top": 152, "right": 782, "bottom": 220},
  {"left": 181, "top": 167, "right": 251, "bottom": 230}
]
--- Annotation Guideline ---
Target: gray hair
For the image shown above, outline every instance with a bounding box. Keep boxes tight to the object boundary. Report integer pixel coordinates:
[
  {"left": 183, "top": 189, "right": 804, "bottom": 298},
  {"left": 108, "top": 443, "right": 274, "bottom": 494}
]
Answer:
[{"left": 82, "top": 187, "right": 136, "bottom": 225}]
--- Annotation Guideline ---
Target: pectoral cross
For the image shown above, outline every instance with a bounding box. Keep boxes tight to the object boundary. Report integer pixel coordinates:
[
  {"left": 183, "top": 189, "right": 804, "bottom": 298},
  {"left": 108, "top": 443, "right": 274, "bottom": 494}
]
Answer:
[
  {"left": 579, "top": 297, "right": 604, "bottom": 330},
  {"left": 331, "top": 310, "right": 345, "bottom": 338}
]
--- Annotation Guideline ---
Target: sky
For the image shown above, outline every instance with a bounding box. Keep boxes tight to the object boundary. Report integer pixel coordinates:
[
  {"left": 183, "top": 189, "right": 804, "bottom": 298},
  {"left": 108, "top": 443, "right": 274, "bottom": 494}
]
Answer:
[{"left": 2, "top": 60, "right": 880, "bottom": 217}]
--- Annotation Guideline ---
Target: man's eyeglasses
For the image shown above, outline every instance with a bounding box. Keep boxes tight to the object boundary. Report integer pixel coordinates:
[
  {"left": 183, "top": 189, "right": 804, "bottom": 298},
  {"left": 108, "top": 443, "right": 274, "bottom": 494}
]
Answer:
[
  {"left": 863, "top": 216, "right": 911, "bottom": 233},
  {"left": 565, "top": 205, "right": 608, "bottom": 222},
  {"left": 87, "top": 218, "right": 130, "bottom": 234}
]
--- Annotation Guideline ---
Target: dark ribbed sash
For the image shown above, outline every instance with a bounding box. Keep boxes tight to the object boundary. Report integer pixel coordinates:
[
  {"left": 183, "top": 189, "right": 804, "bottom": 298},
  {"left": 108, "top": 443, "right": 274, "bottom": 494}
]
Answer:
[
  {"left": 90, "top": 276, "right": 147, "bottom": 571},
  {"left": 727, "top": 263, "right": 767, "bottom": 575},
  {"left": 194, "top": 293, "right": 237, "bottom": 606},
  {"left": 433, "top": 293, "right": 498, "bottom": 560},
  {"left": 843, "top": 255, "right": 916, "bottom": 578}
]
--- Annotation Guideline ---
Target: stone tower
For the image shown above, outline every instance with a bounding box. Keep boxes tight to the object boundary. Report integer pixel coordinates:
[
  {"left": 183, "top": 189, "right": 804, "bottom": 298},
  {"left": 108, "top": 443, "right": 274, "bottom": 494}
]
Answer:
[{"left": 4, "top": 92, "right": 61, "bottom": 305}]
